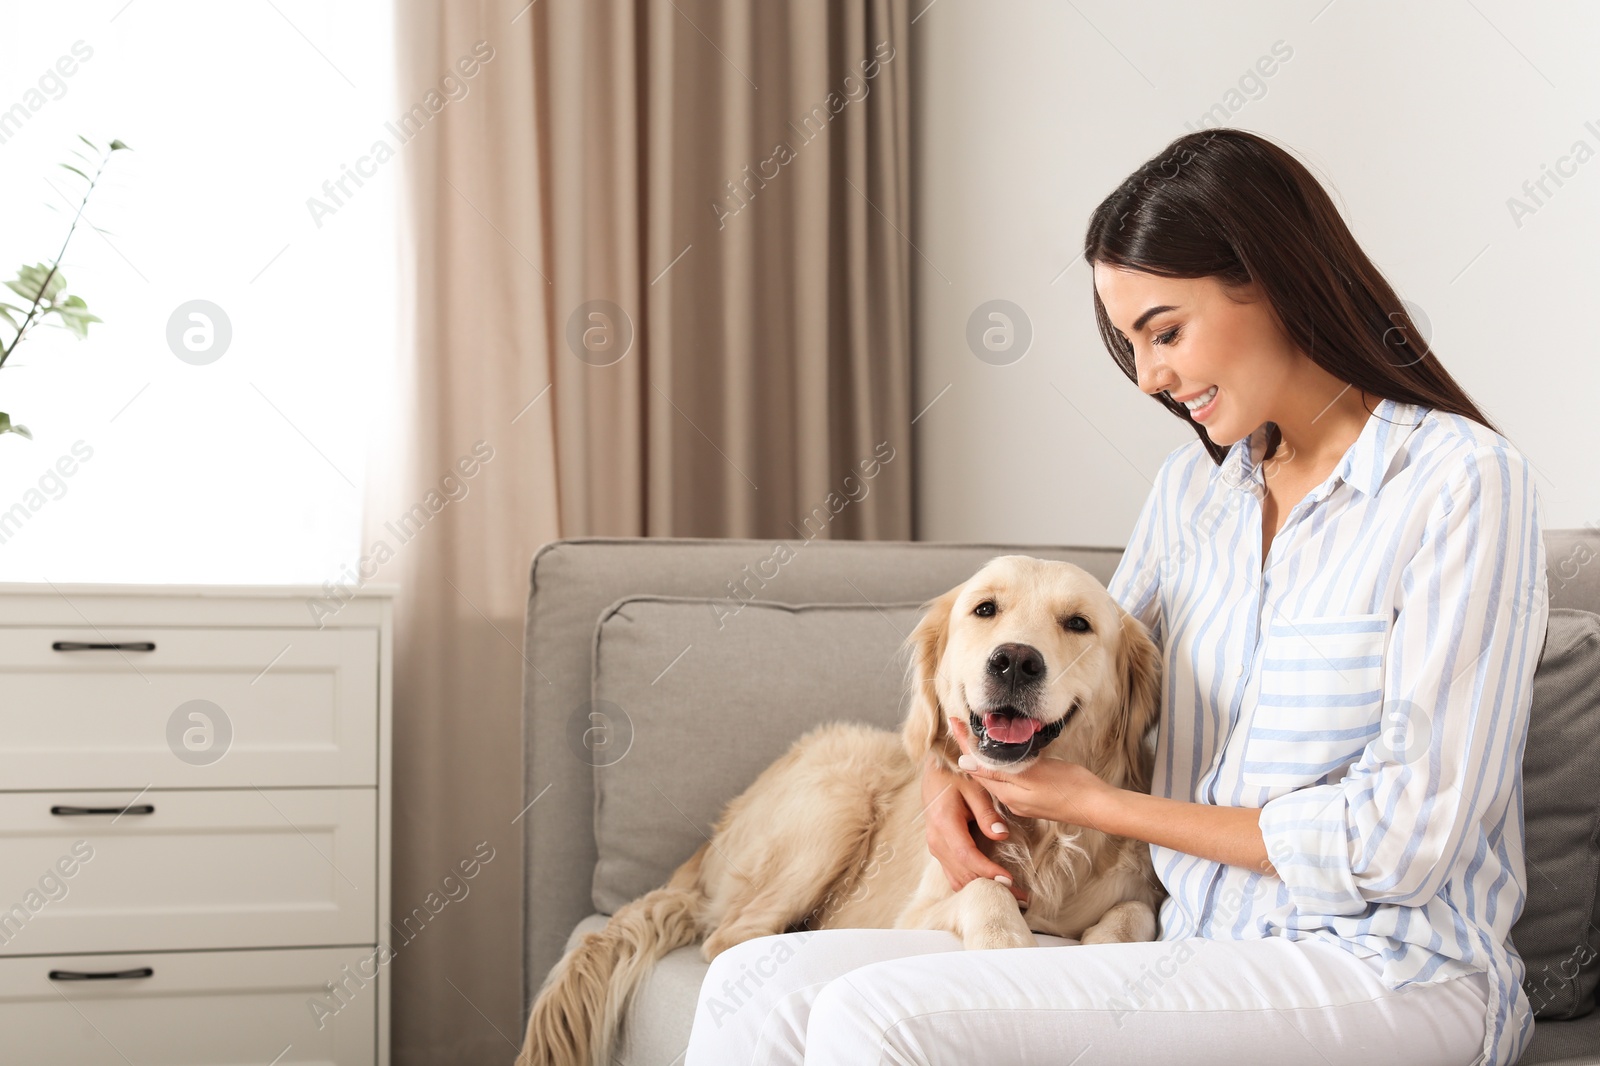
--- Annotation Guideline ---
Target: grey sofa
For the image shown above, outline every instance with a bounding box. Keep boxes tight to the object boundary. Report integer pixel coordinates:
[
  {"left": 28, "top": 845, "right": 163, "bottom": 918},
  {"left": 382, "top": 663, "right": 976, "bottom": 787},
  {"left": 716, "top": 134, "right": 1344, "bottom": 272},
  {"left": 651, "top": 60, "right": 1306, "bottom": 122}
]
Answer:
[{"left": 521, "top": 533, "right": 1600, "bottom": 1065}]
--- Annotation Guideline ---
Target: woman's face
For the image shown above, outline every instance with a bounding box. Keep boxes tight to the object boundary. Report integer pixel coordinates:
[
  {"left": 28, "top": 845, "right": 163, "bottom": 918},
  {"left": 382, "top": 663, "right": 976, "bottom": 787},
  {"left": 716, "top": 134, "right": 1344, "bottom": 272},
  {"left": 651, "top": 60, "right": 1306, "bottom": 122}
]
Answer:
[{"left": 1093, "top": 263, "right": 1300, "bottom": 448}]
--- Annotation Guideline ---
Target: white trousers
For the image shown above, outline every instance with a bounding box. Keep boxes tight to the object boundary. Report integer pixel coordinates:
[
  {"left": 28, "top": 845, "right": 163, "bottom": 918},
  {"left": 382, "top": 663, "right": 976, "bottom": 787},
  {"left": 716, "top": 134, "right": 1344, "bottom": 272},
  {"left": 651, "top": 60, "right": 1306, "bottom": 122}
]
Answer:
[{"left": 684, "top": 929, "right": 1491, "bottom": 1066}]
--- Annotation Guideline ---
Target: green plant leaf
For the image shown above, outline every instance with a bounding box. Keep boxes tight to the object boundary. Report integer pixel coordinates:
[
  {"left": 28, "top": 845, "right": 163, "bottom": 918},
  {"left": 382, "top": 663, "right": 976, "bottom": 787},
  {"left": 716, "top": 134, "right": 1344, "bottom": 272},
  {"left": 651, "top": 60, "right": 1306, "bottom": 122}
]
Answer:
[
  {"left": 10, "top": 263, "right": 67, "bottom": 303},
  {"left": 45, "top": 303, "right": 101, "bottom": 338},
  {"left": 77, "top": 134, "right": 98, "bottom": 150},
  {"left": 59, "top": 163, "right": 90, "bottom": 182},
  {"left": 109, "top": 139, "right": 130, "bottom": 151},
  {"left": 0, "top": 413, "right": 32, "bottom": 439}
]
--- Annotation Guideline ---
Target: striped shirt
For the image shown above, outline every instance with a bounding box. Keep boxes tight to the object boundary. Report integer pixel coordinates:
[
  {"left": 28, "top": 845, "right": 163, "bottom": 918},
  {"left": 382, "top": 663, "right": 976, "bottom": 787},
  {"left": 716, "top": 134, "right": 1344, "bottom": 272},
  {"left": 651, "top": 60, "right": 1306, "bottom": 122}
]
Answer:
[{"left": 1106, "top": 396, "right": 1549, "bottom": 1066}]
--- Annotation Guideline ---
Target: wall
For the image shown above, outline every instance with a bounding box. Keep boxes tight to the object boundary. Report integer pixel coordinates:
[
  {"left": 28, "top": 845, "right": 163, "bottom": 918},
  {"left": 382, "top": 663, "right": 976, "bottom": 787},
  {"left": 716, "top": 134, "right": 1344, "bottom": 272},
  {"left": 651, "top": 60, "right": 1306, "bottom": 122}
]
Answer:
[{"left": 910, "top": 0, "right": 1598, "bottom": 543}]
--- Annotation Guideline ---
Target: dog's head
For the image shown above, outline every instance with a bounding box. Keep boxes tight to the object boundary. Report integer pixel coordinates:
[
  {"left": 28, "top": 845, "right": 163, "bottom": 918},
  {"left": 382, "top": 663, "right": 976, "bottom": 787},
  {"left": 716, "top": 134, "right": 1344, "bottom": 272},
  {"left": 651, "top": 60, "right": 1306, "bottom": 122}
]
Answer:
[{"left": 901, "top": 555, "right": 1162, "bottom": 787}]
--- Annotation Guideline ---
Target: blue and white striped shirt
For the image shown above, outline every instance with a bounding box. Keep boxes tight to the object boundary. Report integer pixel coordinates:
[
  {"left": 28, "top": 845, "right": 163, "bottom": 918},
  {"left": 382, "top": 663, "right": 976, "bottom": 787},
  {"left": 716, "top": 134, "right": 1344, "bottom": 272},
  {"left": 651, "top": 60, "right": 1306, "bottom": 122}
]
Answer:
[{"left": 1106, "top": 396, "right": 1549, "bottom": 1066}]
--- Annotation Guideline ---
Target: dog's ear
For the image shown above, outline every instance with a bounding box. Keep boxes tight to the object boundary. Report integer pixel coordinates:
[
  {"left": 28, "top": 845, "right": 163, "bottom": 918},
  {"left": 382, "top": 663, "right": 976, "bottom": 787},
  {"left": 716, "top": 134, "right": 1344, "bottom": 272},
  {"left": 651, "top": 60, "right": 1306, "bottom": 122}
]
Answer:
[
  {"left": 1107, "top": 609, "right": 1163, "bottom": 791},
  {"left": 901, "top": 583, "right": 962, "bottom": 765}
]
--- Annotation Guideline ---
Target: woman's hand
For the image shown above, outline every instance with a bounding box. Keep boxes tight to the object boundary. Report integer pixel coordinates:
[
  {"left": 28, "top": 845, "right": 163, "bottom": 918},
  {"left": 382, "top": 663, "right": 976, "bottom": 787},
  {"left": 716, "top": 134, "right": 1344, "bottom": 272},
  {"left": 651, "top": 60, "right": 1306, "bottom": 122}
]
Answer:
[
  {"left": 920, "top": 749, "right": 1029, "bottom": 905},
  {"left": 947, "top": 716, "right": 1116, "bottom": 828}
]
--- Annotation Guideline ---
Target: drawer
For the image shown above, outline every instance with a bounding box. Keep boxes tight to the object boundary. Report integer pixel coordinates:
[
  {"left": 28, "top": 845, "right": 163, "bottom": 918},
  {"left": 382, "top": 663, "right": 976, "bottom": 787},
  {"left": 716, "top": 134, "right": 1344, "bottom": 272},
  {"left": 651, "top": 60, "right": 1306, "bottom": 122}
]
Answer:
[
  {"left": 0, "top": 788, "right": 375, "bottom": 955},
  {"left": 0, "top": 946, "right": 376, "bottom": 1064},
  {"left": 0, "top": 626, "right": 378, "bottom": 788}
]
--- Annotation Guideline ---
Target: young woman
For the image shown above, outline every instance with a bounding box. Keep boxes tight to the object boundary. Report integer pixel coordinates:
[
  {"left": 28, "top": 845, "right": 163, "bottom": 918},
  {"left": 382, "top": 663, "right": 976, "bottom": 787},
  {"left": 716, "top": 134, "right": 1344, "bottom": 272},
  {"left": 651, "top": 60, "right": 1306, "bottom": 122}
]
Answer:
[{"left": 683, "top": 128, "right": 1548, "bottom": 1066}]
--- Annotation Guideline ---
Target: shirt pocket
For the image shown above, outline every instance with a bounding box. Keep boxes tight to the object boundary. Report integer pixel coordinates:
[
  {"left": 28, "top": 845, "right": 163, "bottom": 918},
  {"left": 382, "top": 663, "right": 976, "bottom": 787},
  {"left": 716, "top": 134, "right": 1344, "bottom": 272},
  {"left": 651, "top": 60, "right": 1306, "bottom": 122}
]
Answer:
[{"left": 1240, "top": 611, "right": 1389, "bottom": 789}]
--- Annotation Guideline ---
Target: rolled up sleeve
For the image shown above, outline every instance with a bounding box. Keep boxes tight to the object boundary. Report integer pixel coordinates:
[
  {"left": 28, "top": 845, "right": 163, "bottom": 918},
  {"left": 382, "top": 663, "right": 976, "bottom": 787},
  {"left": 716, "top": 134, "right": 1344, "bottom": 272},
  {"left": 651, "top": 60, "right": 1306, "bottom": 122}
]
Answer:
[{"left": 1259, "top": 445, "right": 1548, "bottom": 916}]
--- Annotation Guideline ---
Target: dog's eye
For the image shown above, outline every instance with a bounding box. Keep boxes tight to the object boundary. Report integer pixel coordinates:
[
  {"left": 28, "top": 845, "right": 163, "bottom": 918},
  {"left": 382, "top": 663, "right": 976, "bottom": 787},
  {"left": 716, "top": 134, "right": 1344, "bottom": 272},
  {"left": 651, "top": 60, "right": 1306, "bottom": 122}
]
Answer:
[
  {"left": 974, "top": 600, "right": 997, "bottom": 618},
  {"left": 1062, "top": 615, "right": 1091, "bottom": 632}
]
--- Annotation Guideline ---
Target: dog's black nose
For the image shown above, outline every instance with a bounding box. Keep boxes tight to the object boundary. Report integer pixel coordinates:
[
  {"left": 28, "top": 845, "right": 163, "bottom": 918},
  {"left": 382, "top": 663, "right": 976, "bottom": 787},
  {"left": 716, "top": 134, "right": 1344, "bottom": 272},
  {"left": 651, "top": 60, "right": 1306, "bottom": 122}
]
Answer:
[{"left": 987, "top": 643, "right": 1045, "bottom": 684}]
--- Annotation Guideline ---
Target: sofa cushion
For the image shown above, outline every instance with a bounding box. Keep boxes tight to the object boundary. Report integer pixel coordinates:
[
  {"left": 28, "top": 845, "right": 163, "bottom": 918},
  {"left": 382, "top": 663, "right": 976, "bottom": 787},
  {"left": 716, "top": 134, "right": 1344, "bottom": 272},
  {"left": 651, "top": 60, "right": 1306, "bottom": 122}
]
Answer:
[
  {"left": 589, "top": 595, "right": 926, "bottom": 914},
  {"left": 1520, "top": 1007, "right": 1600, "bottom": 1065},
  {"left": 1515, "top": 609, "right": 1600, "bottom": 1019}
]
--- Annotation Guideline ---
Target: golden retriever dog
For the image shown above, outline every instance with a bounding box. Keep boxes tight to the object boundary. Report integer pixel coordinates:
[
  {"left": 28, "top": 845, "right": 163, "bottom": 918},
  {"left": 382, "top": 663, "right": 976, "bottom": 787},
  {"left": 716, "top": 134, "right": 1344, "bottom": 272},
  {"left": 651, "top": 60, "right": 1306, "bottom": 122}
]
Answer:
[{"left": 517, "top": 555, "right": 1165, "bottom": 1066}]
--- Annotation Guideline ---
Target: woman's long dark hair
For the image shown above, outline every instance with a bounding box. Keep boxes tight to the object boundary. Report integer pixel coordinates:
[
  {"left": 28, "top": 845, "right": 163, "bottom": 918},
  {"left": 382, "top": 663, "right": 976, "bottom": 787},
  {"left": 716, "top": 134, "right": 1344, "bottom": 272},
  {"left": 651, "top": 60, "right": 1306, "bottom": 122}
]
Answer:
[{"left": 1084, "top": 128, "right": 1498, "bottom": 466}]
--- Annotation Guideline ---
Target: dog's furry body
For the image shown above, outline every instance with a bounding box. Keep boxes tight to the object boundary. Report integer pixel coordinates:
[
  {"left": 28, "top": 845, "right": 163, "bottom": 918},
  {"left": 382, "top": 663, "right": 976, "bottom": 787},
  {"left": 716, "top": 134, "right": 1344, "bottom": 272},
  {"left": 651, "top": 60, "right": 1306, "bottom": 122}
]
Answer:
[{"left": 518, "top": 556, "right": 1166, "bottom": 1066}]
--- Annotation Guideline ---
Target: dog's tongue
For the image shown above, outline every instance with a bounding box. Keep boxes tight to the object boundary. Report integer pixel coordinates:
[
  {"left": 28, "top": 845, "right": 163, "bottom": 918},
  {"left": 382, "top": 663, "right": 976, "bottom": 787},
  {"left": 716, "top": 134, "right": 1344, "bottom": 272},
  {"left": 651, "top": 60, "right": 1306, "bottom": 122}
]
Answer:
[{"left": 983, "top": 712, "right": 1042, "bottom": 745}]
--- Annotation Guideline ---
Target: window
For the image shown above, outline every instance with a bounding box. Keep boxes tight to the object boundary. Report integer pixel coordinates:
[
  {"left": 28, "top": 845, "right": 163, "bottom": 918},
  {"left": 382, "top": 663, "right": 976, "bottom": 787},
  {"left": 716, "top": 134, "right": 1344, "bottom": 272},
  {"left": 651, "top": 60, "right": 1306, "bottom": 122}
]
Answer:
[{"left": 0, "top": 0, "right": 396, "bottom": 584}]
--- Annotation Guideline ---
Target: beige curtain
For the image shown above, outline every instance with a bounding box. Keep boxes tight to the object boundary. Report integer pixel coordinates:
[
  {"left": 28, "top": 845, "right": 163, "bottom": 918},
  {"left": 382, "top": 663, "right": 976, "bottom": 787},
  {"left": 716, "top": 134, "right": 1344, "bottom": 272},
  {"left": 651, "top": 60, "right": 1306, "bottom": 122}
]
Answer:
[{"left": 373, "top": 0, "right": 912, "bottom": 1060}]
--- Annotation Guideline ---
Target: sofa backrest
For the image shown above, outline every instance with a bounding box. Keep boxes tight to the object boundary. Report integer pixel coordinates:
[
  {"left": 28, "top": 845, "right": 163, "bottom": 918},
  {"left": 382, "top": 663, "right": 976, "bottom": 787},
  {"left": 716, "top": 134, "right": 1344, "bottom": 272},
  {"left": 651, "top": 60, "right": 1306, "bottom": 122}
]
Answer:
[{"left": 520, "top": 530, "right": 1600, "bottom": 1013}]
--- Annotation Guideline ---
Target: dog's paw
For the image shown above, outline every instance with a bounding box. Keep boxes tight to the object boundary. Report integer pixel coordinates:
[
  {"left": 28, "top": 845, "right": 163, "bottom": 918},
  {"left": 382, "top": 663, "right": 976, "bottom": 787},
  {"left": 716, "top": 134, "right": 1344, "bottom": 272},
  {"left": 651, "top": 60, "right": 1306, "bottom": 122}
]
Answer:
[
  {"left": 701, "top": 931, "right": 735, "bottom": 961},
  {"left": 1079, "top": 900, "right": 1158, "bottom": 945},
  {"left": 962, "top": 921, "right": 1035, "bottom": 951},
  {"left": 1079, "top": 924, "right": 1129, "bottom": 945}
]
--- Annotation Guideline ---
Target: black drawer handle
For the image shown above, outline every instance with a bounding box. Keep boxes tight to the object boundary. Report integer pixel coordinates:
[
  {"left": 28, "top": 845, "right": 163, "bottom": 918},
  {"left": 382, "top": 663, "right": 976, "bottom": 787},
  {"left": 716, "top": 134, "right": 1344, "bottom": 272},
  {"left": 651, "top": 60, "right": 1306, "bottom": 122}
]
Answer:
[
  {"left": 49, "top": 968, "right": 153, "bottom": 982},
  {"left": 52, "top": 641, "right": 156, "bottom": 652},
  {"left": 50, "top": 804, "right": 155, "bottom": 817}
]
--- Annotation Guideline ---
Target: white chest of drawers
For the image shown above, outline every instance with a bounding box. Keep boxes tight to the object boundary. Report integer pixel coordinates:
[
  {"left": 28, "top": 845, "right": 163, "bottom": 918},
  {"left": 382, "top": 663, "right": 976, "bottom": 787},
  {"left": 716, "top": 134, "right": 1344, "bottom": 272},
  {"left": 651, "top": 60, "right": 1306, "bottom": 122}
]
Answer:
[{"left": 0, "top": 583, "right": 394, "bottom": 1066}]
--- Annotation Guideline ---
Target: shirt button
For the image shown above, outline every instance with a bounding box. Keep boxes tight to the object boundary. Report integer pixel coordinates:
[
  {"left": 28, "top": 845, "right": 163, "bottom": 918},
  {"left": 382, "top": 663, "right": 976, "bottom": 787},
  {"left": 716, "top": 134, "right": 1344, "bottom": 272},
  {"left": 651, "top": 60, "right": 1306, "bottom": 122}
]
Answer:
[{"left": 1237, "top": 663, "right": 1245, "bottom": 677}]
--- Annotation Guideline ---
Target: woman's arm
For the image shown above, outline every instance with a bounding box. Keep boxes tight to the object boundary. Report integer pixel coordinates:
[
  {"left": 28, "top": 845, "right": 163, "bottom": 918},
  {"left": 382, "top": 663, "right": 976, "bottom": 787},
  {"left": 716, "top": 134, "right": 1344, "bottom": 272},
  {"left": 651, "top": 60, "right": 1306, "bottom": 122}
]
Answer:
[
  {"left": 920, "top": 753, "right": 1031, "bottom": 904},
  {"left": 1093, "top": 785, "right": 1276, "bottom": 876},
  {"left": 1256, "top": 445, "right": 1547, "bottom": 914},
  {"left": 947, "top": 716, "right": 1278, "bottom": 877}
]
